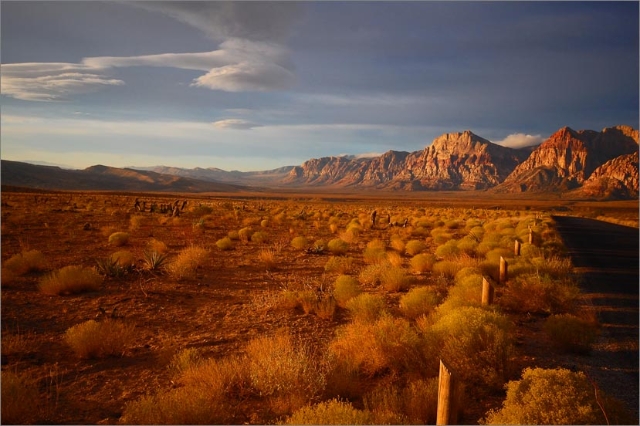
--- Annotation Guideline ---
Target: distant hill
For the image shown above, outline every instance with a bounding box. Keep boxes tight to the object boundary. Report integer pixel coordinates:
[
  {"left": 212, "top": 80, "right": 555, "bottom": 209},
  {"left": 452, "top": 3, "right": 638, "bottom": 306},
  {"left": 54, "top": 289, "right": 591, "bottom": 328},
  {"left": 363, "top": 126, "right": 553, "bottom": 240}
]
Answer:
[
  {"left": 138, "top": 165, "right": 294, "bottom": 186},
  {"left": 0, "top": 161, "right": 246, "bottom": 193}
]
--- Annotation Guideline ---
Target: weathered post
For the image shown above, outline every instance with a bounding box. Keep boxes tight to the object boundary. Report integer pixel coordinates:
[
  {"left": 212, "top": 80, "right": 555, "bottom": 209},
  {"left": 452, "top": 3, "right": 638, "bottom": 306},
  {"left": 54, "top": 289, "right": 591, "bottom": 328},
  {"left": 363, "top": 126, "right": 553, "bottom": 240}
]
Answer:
[
  {"left": 514, "top": 240, "right": 521, "bottom": 256},
  {"left": 499, "top": 256, "right": 508, "bottom": 284},
  {"left": 437, "top": 359, "right": 458, "bottom": 425},
  {"left": 529, "top": 229, "right": 535, "bottom": 245},
  {"left": 482, "top": 276, "right": 495, "bottom": 306}
]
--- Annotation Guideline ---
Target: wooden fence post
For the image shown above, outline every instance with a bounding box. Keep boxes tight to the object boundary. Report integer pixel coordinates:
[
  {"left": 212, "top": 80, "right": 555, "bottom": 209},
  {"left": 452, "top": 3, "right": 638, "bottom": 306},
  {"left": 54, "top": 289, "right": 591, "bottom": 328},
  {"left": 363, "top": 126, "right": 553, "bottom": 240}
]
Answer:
[
  {"left": 514, "top": 240, "right": 521, "bottom": 256},
  {"left": 529, "top": 229, "right": 535, "bottom": 245},
  {"left": 437, "top": 359, "right": 458, "bottom": 425},
  {"left": 499, "top": 256, "right": 508, "bottom": 284},
  {"left": 482, "top": 276, "right": 495, "bottom": 306}
]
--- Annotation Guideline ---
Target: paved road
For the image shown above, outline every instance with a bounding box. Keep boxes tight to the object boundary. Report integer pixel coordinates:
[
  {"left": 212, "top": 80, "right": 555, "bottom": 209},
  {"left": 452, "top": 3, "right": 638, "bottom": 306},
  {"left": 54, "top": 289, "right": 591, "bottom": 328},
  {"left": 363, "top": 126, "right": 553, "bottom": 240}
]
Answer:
[{"left": 552, "top": 215, "right": 639, "bottom": 421}]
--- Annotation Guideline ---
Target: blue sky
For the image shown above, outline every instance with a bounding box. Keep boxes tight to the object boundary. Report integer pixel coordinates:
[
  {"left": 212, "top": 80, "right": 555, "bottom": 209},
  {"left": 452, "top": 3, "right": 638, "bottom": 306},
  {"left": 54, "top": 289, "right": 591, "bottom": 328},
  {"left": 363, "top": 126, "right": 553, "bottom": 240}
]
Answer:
[{"left": 1, "top": 1, "right": 638, "bottom": 171}]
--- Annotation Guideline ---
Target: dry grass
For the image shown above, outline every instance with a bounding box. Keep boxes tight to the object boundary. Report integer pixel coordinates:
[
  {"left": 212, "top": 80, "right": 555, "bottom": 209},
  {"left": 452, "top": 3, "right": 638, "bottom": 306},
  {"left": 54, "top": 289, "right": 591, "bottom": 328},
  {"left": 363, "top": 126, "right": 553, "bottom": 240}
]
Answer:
[
  {"left": 2, "top": 250, "right": 47, "bottom": 276},
  {"left": 333, "top": 275, "right": 362, "bottom": 308},
  {"left": 167, "top": 245, "right": 209, "bottom": 279},
  {"left": 38, "top": 265, "right": 102, "bottom": 295},
  {"left": 345, "top": 293, "right": 387, "bottom": 323},
  {"left": 410, "top": 253, "right": 437, "bottom": 274},
  {"left": 1, "top": 370, "right": 40, "bottom": 424},
  {"left": 258, "top": 248, "right": 277, "bottom": 270},
  {"left": 380, "top": 265, "right": 411, "bottom": 292},
  {"left": 324, "top": 256, "right": 356, "bottom": 274},
  {"left": 283, "top": 399, "right": 374, "bottom": 425},
  {"left": 64, "top": 319, "right": 136, "bottom": 359}
]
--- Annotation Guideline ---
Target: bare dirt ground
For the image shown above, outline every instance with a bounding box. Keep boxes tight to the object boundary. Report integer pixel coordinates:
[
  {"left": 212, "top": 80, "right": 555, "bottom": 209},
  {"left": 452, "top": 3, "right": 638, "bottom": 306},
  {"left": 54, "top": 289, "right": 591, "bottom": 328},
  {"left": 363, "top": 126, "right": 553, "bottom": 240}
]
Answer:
[{"left": 1, "top": 190, "right": 638, "bottom": 424}]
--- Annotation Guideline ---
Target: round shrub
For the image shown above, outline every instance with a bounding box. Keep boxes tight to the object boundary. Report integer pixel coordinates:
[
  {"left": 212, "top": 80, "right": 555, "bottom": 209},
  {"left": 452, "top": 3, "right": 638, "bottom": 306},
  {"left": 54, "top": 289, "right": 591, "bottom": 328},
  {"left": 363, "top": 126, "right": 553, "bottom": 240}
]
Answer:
[
  {"left": 333, "top": 275, "right": 362, "bottom": 307},
  {"left": 3, "top": 250, "right": 47, "bottom": 276},
  {"left": 390, "top": 237, "right": 406, "bottom": 253},
  {"left": 110, "top": 250, "right": 135, "bottom": 268},
  {"left": 543, "top": 314, "right": 599, "bottom": 354},
  {"left": 485, "top": 247, "right": 513, "bottom": 263},
  {"left": 216, "top": 237, "right": 233, "bottom": 251},
  {"left": 290, "top": 236, "right": 309, "bottom": 250},
  {"left": 324, "top": 256, "right": 355, "bottom": 274},
  {"left": 227, "top": 230, "right": 240, "bottom": 241},
  {"left": 327, "top": 238, "right": 349, "bottom": 255},
  {"left": 435, "top": 240, "right": 460, "bottom": 259},
  {"left": 410, "top": 253, "right": 437, "bottom": 274},
  {"left": 284, "top": 399, "right": 373, "bottom": 425},
  {"left": 345, "top": 293, "right": 386, "bottom": 323},
  {"left": 250, "top": 231, "right": 269, "bottom": 244},
  {"left": 108, "top": 232, "right": 130, "bottom": 247},
  {"left": 363, "top": 247, "right": 386, "bottom": 265},
  {"left": 399, "top": 286, "right": 439, "bottom": 319},
  {"left": 405, "top": 240, "right": 426, "bottom": 256},
  {"left": 380, "top": 266, "right": 410, "bottom": 292},
  {"left": 483, "top": 368, "right": 624, "bottom": 425},
  {"left": 238, "top": 227, "right": 252, "bottom": 242}
]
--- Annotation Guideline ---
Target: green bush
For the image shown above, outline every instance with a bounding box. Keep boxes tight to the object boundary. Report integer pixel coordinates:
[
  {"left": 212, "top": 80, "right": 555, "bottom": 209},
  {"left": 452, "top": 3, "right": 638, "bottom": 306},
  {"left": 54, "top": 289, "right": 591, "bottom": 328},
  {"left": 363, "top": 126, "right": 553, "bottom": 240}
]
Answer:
[
  {"left": 290, "top": 236, "right": 309, "bottom": 250},
  {"left": 428, "top": 306, "right": 513, "bottom": 388},
  {"left": 500, "top": 274, "right": 580, "bottom": 314},
  {"left": 333, "top": 275, "right": 362, "bottom": 308},
  {"left": 39, "top": 265, "right": 102, "bottom": 295},
  {"left": 410, "top": 253, "right": 437, "bottom": 274},
  {"left": 324, "top": 256, "right": 356, "bottom": 274},
  {"left": 283, "top": 399, "right": 374, "bottom": 425},
  {"left": 543, "top": 314, "right": 599, "bottom": 354},
  {"left": 483, "top": 367, "right": 629, "bottom": 425},
  {"left": 405, "top": 240, "right": 426, "bottom": 256},
  {"left": 108, "top": 232, "right": 130, "bottom": 247},
  {"left": 327, "top": 238, "right": 349, "bottom": 255},
  {"left": 345, "top": 293, "right": 387, "bottom": 323},
  {"left": 435, "top": 240, "right": 460, "bottom": 259},
  {"left": 364, "top": 378, "right": 440, "bottom": 425},
  {"left": 399, "top": 286, "right": 440, "bottom": 319}
]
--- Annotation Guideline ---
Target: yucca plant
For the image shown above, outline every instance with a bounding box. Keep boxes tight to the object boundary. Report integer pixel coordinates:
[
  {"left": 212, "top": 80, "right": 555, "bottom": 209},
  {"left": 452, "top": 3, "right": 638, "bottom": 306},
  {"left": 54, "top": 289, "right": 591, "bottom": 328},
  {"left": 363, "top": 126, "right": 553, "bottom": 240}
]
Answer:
[
  {"left": 95, "top": 257, "right": 127, "bottom": 278},
  {"left": 143, "top": 250, "right": 170, "bottom": 272}
]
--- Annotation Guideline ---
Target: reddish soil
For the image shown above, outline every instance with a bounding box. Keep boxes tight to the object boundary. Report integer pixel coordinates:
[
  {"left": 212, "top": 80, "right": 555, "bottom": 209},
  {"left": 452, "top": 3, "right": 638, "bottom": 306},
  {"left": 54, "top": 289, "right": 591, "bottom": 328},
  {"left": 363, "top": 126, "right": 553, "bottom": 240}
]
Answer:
[{"left": 1, "top": 191, "right": 638, "bottom": 424}]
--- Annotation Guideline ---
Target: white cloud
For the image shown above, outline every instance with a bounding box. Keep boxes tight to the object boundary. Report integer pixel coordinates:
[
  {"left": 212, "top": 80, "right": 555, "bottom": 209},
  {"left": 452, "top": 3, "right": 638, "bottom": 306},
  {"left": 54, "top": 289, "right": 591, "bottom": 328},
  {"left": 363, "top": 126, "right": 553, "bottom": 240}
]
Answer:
[
  {"left": 212, "top": 119, "right": 261, "bottom": 130},
  {"left": 1, "top": 63, "right": 124, "bottom": 101},
  {"left": 493, "top": 133, "right": 544, "bottom": 148}
]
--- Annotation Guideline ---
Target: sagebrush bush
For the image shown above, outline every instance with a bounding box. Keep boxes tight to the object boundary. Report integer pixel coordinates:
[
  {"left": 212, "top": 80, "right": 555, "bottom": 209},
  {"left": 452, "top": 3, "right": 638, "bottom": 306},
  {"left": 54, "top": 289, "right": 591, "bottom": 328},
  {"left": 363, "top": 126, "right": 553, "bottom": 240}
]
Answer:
[
  {"left": 428, "top": 306, "right": 513, "bottom": 388},
  {"left": 111, "top": 250, "right": 136, "bottom": 268},
  {"left": 246, "top": 330, "right": 325, "bottom": 414},
  {"left": 65, "top": 319, "right": 135, "bottom": 358},
  {"left": 1, "top": 370, "right": 39, "bottom": 425},
  {"left": 410, "top": 253, "right": 437, "bottom": 274},
  {"left": 399, "top": 286, "right": 440, "bottom": 319},
  {"left": 345, "top": 293, "right": 387, "bottom": 323},
  {"left": 39, "top": 265, "right": 102, "bottom": 295},
  {"left": 290, "top": 236, "right": 309, "bottom": 250},
  {"left": 364, "top": 378, "right": 440, "bottom": 424},
  {"left": 329, "top": 314, "right": 423, "bottom": 377},
  {"left": 358, "top": 262, "right": 390, "bottom": 287},
  {"left": 432, "top": 259, "right": 463, "bottom": 278},
  {"left": 327, "top": 238, "right": 349, "bottom": 255},
  {"left": 324, "top": 256, "right": 356, "bottom": 274},
  {"left": 227, "top": 230, "right": 240, "bottom": 241},
  {"left": 108, "top": 232, "right": 130, "bottom": 247},
  {"left": 283, "top": 399, "right": 374, "bottom": 425},
  {"left": 482, "top": 367, "right": 630, "bottom": 425},
  {"left": 380, "top": 266, "right": 410, "bottom": 292},
  {"left": 333, "top": 275, "right": 362, "bottom": 308},
  {"left": 215, "top": 236, "right": 233, "bottom": 250},
  {"left": 500, "top": 274, "right": 579, "bottom": 314},
  {"left": 435, "top": 240, "right": 460, "bottom": 259},
  {"left": 390, "top": 237, "right": 406, "bottom": 253},
  {"left": 405, "top": 240, "right": 426, "bottom": 256},
  {"left": 363, "top": 247, "right": 387, "bottom": 265},
  {"left": 167, "top": 245, "right": 209, "bottom": 279},
  {"left": 147, "top": 238, "right": 168, "bottom": 254},
  {"left": 386, "top": 251, "right": 404, "bottom": 267},
  {"left": 251, "top": 231, "right": 269, "bottom": 244},
  {"left": 543, "top": 314, "right": 599, "bottom": 354},
  {"left": 168, "top": 347, "right": 203, "bottom": 378},
  {"left": 238, "top": 227, "right": 253, "bottom": 242},
  {"left": 3, "top": 250, "right": 47, "bottom": 276}
]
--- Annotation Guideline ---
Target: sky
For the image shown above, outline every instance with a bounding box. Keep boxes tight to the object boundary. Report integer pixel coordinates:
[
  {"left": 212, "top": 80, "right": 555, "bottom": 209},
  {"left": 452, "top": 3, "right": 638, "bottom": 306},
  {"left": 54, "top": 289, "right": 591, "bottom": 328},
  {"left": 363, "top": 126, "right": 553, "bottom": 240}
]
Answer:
[{"left": 1, "top": 1, "right": 638, "bottom": 172}]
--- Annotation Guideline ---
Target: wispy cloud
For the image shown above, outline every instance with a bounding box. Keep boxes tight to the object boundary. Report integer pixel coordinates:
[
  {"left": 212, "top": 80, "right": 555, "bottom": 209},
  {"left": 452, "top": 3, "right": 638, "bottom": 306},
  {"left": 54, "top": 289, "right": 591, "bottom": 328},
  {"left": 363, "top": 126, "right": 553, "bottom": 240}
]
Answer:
[
  {"left": 0, "top": 63, "right": 124, "bottom": 101},
  {"left": 493, "top": 133, "right": 544, "bottom": 148},
  {"left": 212, "top": 119, "right": 262, "bottom": 130}
]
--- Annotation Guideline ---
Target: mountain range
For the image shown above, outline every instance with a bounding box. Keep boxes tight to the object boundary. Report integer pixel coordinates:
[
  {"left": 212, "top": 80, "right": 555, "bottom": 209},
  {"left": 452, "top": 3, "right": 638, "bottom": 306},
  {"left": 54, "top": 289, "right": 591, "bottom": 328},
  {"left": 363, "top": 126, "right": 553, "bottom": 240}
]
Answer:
[{"left": 2, "top": 125, "right": 638, "bottom": 199}]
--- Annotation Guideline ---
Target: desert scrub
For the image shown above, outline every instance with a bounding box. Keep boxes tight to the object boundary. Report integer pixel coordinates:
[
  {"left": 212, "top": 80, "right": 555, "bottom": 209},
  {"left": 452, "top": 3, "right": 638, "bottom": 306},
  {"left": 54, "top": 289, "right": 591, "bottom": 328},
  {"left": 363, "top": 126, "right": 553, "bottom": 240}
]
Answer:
[
  {"left": 500, "top": 274, "right": 580, "bottom": 314},
  {"left": 428, "top": 306, "right": 513, "bottom": 388},
  {"left": 333, "top": 275, "right": 362, "bottom": 308},
  {"left": 227, "top": 230, "right": 240, "bottom": 241},
  {"left": 363, "top": 246, "right": 387, "bottom": 265},
  {"left": 258, "top": 248, "right": 277, "bottom": 270},
  {"left": 390, "top": 236, "right": 406, "bottom": 253},
  {"left": 404, "top": 239, "right": 426, "bottom": 256},
  {"left": 2, "top": 249, "right": 47, "bottom": 276},
  {"left": 245, "top": 330, "right": 325, "bottom": 414},
  {"left": 399, "top": 286, "right": 440, "bottom": 319},
  {"left": 238, "top": 227, "right": 253, "bottom": 242},
  {"left": 345, "top": 293, "right": 387, "bottom": 323},
  {"left": 147, "top": 238, "right": 168, "bottom": 254},
  {"left": 251, "top": 231, "right": 269, "bottom": 244},
  {"left": 215, "top": 236, "right": 234, "bottom": 250},
  {"left": 482, "top": 367, "right": 631, "bottom": 425},
  {"left": 364, "top": 378, "right": 440, "bottom": 424},
  {"left": 358, "top": 262, "right": 388, "bottom": 287},
  {"left": 543, "top": 314, "right": 599, "bottom": 354},
  {"left": 1, "top": 370, "right": 40, "bottom": 424},
  {"left": 283, "top": 399, "right": 374, "bottom": 425},
  {"left": 290, "top": 236, "right": 309, "bottom": 250},
  {"left": 167, "top": 245, "right": 209, "bottom": 279},
  {"left": 110, "top": 250, "right": 136, "bottom": 268},
  {"left": 168, "top": 347, "right": 203, "bottom": 378},
  {"left": 324, "top": 256, "right": 355, "bottom": 274},
  {"left": 329, "top": 314, "right": 423, "bottom": 377},
  {"left": 142, "top": 250, "right": 169, "bottom": 272},
  {"left": 436, "top": 272, "right": 484, "bottom": 312},
  {"left": 435, "top": 239, "right": 460, "bottom": 259},
  {"left": 432, "top": 259, "right": 464, "bottom": 278},
  {"left": 327, "top": 238, "right": 349, "bottom": 255},
  {"left": 39, "top": 265, "right": 102, "bottom": 295},
  {"left": 380, "top": 265, "right": 411, "bottom": 292},
  {"left": 386, "top": 251, "right": 404, "bottom": 268},
  {"left": 108, "top": 231, "right": 130, "bottom": 247},
  {"left": 65, "top": 319, "right": 135, "bottom": 358},
  {"left": 410, "top": 253, "right": 437, "bottom": 274}
]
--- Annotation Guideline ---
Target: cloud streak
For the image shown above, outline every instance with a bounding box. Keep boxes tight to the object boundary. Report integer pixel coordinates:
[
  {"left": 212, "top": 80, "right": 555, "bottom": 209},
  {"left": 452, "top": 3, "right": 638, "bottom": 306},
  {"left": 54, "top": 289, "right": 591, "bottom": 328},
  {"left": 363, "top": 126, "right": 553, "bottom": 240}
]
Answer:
[
  {"left": 493, "top": 133, "right": 545, "bottom": 148},
  {"left": 212, "top": 119, "right": 261, "bottom": 130}
]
